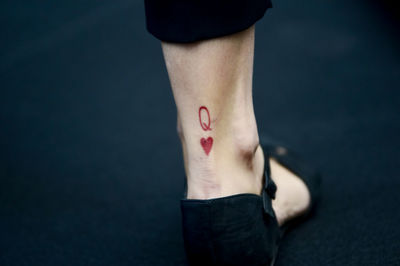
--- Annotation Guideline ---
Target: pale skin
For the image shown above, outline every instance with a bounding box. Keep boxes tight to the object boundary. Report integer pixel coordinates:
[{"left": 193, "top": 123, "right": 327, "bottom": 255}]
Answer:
[{"left": 161, "top": 26, "right": 310, "bottom": 225}]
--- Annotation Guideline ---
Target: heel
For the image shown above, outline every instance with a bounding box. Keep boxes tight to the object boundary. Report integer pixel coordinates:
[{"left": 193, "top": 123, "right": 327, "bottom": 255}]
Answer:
[{"left": 181, "top": 194, "right": 280, "bottom": 266}]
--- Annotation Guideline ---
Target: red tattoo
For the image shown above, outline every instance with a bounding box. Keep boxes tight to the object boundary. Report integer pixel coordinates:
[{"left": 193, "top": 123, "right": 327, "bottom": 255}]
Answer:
[
  {"left": 198, "top": 106, "right": 213, "bottom": 155},
  {"left": 200, "top": 137, "right": 213, "bottom": 156},
  {"left": 199, "top": 106, "right": 212, "bottom": 131}
]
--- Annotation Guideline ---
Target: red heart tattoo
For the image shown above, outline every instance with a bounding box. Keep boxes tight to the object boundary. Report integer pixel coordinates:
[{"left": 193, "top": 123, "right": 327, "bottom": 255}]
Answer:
[{"left": 200, "top": 137, "right": 213, "bottom": 155}]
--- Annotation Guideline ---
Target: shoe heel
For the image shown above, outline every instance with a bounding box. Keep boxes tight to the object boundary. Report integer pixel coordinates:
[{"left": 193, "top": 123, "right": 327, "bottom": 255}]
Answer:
[{"left": 181, "top": 194, "right": 280, "bottom": 266}]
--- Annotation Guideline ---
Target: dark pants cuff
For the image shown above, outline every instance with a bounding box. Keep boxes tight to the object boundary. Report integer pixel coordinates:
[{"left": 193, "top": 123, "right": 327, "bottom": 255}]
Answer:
[{"left": 144, "top": 0, "right": 272, "bottom": 43}]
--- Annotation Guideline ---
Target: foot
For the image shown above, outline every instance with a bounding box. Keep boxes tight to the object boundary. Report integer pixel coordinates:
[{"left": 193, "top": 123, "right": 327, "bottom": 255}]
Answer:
[
  {"left": 186, "top": 142, "right": 311, "bottom": 226},
  {"left": 257, "top": 146, "right": 311, "bottom": 226}
]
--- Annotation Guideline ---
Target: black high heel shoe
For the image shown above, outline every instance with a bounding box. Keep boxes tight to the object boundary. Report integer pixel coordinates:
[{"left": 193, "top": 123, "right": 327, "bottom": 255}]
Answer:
[{"left": 180, "top": 140, "right": 321, "bottom": 266}]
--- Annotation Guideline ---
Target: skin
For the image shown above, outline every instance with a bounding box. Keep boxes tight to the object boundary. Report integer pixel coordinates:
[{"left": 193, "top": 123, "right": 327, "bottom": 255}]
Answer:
[{"left": 161, "top": 26, "right": 310, "bottom": 225}]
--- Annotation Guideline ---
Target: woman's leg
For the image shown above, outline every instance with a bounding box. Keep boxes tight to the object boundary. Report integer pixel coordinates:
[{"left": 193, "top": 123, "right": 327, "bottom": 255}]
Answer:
[
  {"left": 162, "top": 26, "right": 262, "bottom": 199},
  {"left": 162, "top": 26, "right": 310, "bottom": 224}
]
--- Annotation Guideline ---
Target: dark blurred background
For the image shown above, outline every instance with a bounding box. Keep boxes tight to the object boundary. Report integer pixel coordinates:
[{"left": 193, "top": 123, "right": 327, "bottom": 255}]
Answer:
[{"left": 1, "top": 0, "right": 399, "bottom": 265}]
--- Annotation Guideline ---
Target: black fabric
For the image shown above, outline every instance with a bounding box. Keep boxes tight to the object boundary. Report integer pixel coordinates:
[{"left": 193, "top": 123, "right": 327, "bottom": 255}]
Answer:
[
  {"left": 144, "top": 0, "right": 272, "bottom": 43},
  {"left": 181, "top": 194, "right": 280, "bottom": 266}
]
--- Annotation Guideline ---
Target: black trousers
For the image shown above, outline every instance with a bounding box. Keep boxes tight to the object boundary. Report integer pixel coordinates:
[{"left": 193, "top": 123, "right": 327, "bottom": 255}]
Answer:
[{"left": 144, "top": 0, "right": 272, "bottom": 43}]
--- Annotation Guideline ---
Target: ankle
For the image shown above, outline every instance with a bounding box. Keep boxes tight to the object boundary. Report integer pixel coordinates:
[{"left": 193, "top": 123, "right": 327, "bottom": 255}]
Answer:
[{"left": 184, "top": 132, "right": 263, "bottom": 199}]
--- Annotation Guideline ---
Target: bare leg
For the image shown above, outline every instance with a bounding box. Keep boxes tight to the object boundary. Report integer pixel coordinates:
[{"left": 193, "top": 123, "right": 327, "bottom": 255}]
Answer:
[{"left": 162, "top": 26, "right": 310, "bottom": 225}]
